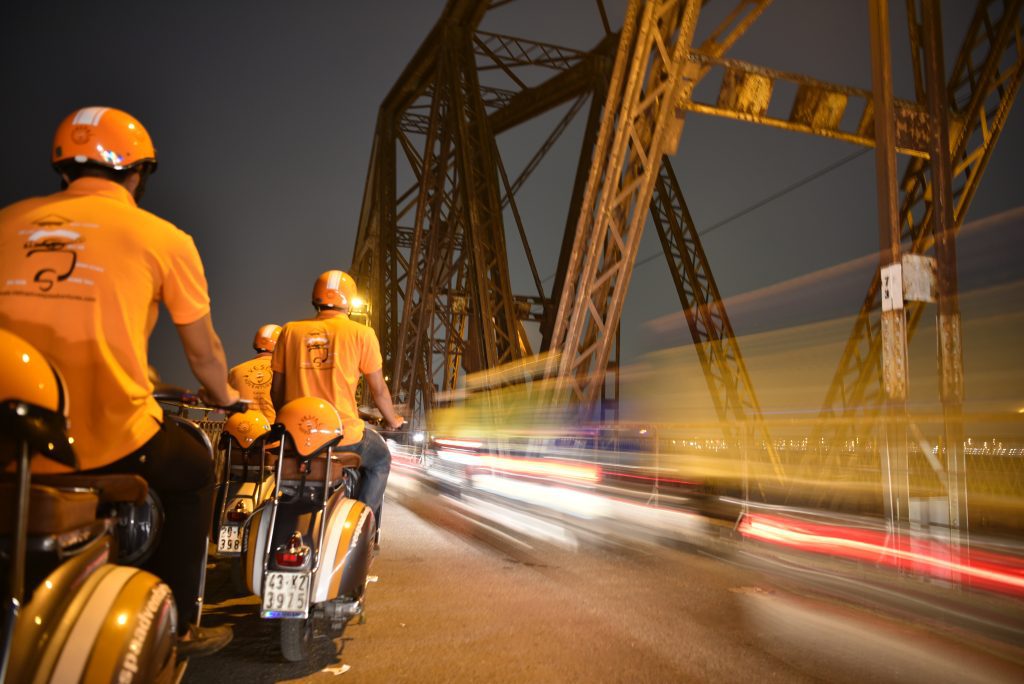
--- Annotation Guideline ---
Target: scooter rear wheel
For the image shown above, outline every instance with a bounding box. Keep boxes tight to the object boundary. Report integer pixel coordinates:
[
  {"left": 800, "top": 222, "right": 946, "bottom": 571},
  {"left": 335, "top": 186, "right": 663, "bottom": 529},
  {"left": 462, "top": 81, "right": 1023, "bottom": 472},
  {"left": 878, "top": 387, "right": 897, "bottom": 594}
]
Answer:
[{"left": 280, "top": 617, "right": 314, "bottom": 661}]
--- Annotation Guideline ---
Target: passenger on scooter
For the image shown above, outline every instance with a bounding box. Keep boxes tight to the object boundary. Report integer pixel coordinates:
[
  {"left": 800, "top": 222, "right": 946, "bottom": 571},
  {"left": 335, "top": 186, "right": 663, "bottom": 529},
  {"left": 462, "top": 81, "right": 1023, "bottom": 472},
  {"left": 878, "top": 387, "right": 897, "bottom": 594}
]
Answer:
[
  {"left": 270, "top": 270, "right": 403, "bottom": 534},
  {"left": 0, "top": 106, "right": 239, "bottom": 657},
  {"left": 229, "top": 323, "right": 282, "bottom": 423}
]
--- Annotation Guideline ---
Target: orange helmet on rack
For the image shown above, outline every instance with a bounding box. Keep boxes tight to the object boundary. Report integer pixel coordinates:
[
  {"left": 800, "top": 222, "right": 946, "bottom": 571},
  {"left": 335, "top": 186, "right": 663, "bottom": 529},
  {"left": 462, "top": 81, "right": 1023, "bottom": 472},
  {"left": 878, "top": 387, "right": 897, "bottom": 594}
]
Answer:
[
  {"left": 52, "top": 106, "right": 157, "bottom": 172},
  {"left": 0, "top": 328, "right": 76, "bottom": 467},
  {"left": 252, "top": 324, "right": 281, "bottom": 353},
  {"left": 276, "top": 396, "right": 343, "bottom": 457},
  {"left": 311, "top": 270, "right": 358, "bottom": 310},
  {"left": 224, "top": 409, "right": 272, "bottom": 449}
]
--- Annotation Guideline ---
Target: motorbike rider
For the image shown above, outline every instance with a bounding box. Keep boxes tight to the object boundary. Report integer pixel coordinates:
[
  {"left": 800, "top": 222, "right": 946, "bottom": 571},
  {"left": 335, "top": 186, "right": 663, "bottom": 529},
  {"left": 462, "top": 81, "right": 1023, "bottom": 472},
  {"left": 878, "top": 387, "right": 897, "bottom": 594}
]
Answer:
[
  {"left": 270, "top": 270, "right": 403, "bottom": 534},
  {"left": 229, "top": 323, "right": 281, "bottom": 423},
  {"left": 0, "top": 106, "right": 239, "bottom": 657}
]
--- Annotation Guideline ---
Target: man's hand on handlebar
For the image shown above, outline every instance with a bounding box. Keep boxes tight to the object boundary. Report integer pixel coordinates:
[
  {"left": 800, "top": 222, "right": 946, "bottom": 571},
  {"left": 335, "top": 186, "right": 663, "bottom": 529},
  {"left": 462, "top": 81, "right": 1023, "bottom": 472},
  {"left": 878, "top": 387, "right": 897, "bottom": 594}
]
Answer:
[
  {"left": 153, "top": 384, "right": 248, "bottom": 414},
  {"left": 198, "top": 385, "right": 241, "bottom": 411},
  {"left": 386, "top": 415, "right": 405, "bottom": 431}
]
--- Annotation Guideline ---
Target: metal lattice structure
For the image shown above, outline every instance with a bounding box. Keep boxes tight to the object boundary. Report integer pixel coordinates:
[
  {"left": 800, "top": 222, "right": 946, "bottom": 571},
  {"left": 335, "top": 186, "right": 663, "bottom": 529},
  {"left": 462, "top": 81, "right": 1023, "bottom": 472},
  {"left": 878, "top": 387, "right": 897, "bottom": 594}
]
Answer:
[
  {"left": 351, "top": 0, "right": 1021, "bottom": 520},
  {"left": 812, "top": 0, "right": 1023, "bottom": 447}
]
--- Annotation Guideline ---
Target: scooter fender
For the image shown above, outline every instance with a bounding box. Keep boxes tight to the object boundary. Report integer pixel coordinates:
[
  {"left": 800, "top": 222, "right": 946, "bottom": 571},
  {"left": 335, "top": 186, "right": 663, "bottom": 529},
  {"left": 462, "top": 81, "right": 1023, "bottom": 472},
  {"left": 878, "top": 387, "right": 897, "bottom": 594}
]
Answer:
[
  {"left": 220, "top": 476, "right": 275, "bottom": 532},
  {"left": 244, "top": 502, "right": 270, "bottom": 596},
  {"left": 222, "top": 465, "right": 276, "bottom": 503},
  {"left": 227, "top": 474, "right": 275, "bottom": 511},
  {"left": 311, "top": 494, "right": 374, "bottom": 604},
  {"left": 8, "top": 543, "right": 176, "bottom": 684}
]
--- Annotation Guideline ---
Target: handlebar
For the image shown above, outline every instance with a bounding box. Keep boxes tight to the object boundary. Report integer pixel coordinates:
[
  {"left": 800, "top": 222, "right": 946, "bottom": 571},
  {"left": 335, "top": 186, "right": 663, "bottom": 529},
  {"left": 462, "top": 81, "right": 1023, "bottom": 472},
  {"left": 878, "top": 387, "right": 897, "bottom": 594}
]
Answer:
[
  {"left": 358, "top": 405, "right": 405, "bottom": 432},
  {"left": 152, "top": 384, "right": 249, "bottom": 415},
  {"left": 152, "top": 384, "right": 198, "bottom": 405},
  {"left": 376, "top": 421, "right": 409, "bottom": 439},
  {"left": 358, "top": 406, "right": 383, "bottom": 422}
]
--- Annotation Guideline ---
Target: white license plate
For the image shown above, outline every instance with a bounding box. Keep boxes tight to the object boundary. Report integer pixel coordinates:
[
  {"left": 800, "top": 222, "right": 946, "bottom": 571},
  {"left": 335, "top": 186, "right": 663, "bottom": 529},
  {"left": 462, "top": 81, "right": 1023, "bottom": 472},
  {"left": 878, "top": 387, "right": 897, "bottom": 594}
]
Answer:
[
  {"left": 217, "top": 525, "right": 242, "bottom": 554},
  {"left": 261, "top": 571, "right": 311, "bottom": 618}
]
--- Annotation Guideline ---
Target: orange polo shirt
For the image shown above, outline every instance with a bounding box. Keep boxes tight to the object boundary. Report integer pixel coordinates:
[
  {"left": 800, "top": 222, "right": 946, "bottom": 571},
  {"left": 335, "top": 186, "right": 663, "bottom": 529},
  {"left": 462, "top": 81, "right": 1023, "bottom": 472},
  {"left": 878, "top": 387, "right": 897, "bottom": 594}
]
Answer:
[
  {"left": 0, "top": 177, "right": 211, "bottom": 471},
  {"left": 271, "top": 310, "right": 383, "bottom": 445},
  {"left": 228, "top": 353, "right": 275, "bottom": 423}
]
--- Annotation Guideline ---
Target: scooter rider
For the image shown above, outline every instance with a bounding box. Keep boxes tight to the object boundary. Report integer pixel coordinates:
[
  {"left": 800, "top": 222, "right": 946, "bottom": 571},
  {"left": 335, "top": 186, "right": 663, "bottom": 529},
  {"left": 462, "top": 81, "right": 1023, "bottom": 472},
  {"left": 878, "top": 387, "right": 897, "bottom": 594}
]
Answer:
[
  {"left": 229, "top": 324, "right": 281, "bottom": 423},
  {"left": 0, "top": 106, "right": 239, "bottom": 657},
  {"left": 270, "top": 270, "right": 403, "bottom": 533}
]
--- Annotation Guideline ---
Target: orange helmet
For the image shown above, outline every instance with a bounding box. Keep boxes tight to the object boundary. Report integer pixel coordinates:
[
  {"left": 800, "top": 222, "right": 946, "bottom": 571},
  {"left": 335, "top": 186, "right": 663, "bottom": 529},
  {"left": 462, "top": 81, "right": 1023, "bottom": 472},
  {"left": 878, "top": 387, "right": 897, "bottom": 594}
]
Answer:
[
  {"left": 52, "top": 106, "right": 157, "bottom": 171},
  {"left": 312, "top": 270, "right": 358, "bottom": 310},
  {"left": 276, "top": 397, "right": 343, "bottom": 457},
  {"left": 224, "top": 409, "right": 272, "bottom": 449},
  {"left": 252, "top": 324, "right": 282, "bottom": 353},
  {"left": 0, "top": 328, "right": 76, "bottom": 467}
]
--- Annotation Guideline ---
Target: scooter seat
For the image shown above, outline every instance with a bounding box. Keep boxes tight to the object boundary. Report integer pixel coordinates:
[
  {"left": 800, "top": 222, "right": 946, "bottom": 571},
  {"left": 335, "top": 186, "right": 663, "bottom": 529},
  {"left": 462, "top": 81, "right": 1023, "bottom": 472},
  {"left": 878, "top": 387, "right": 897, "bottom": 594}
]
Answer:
[
  {"left": 228, "top": 441, "right": 279, "bottom": 467},
  {"left": 272, "top": 450, "right": 361, "bottom": 483},
  {"left": 31, "top": 473, "right": 149, "bottom": 505},
  {"left": 0, "top": 483, "right": 99, "bottom": 535}
]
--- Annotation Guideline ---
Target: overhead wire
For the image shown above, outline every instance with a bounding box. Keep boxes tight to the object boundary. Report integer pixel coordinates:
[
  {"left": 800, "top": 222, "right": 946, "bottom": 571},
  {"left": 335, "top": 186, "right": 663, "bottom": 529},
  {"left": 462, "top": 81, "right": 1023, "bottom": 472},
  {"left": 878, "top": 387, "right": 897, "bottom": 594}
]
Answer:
[{"left": 541, "top": 146, "right": 872, "bottom": 282}]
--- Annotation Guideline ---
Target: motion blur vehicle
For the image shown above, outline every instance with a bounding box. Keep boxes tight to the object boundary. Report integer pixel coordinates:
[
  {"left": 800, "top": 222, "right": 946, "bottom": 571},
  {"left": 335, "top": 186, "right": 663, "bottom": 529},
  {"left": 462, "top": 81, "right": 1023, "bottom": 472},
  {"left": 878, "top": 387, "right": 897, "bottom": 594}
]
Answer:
[
  {"left": 0, "top": 329, "right": 177, "bottom": 683},
  {"left": 242, "top": 397, "right": 375, "bottom": 662}
]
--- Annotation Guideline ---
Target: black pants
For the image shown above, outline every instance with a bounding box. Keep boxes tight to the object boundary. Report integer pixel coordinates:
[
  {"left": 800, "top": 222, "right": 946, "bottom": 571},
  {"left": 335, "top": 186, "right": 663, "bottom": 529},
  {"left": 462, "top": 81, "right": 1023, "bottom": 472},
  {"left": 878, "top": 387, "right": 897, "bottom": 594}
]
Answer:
[{"left": 92, "top": 419, "right": 214, "bottom": 633}]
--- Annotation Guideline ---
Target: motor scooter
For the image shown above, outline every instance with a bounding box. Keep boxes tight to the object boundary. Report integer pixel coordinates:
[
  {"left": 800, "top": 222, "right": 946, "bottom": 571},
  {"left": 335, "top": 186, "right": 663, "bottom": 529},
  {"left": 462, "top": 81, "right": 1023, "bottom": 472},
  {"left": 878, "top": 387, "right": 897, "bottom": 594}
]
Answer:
[
  {"left": 213, "top": 409, "right": 275, "bottom": 590},
  {"left": 242, "top": 396, "right": 375, "bottom": 662},
  {"left": 0, "top": 331, "right": 177, "bottom": 683}
]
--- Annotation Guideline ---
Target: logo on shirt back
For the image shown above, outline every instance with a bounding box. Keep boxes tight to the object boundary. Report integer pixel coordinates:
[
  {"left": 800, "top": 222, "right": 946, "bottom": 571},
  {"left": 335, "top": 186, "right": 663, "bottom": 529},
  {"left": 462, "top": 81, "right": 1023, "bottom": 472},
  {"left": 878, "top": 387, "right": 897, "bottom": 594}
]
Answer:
[
  {"left": 23, "top": 215, "right": 83, "bottom": 292},
  {"left": 302, "top": 328, "right": 332, "bottom": 369},
  {"left": 243, "top": 360, "right": 272, "bottom": 389}
]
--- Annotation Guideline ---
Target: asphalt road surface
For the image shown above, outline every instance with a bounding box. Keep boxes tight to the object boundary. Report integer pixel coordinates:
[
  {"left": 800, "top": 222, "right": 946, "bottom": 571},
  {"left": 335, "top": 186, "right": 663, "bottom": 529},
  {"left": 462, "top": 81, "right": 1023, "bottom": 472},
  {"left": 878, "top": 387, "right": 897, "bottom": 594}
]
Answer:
[{"left": 184, "top": 489, "right": 1024, "bottom": 683}]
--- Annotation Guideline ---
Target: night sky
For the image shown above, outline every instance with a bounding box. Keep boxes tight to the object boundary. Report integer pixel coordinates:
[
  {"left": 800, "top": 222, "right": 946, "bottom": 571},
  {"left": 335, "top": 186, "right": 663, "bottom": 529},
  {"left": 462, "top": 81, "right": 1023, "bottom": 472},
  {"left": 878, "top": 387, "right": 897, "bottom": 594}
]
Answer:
[{"left": 1, "top": 1, "right": 1020, "bottom": 414}]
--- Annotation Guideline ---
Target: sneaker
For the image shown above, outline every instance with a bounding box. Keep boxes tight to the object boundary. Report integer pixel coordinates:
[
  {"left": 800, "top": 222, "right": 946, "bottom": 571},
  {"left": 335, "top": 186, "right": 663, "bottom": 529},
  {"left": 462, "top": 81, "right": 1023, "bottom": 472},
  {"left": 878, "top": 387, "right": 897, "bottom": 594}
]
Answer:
[{"left": 177, "top": 624, "right": 233, "bottom": 658}]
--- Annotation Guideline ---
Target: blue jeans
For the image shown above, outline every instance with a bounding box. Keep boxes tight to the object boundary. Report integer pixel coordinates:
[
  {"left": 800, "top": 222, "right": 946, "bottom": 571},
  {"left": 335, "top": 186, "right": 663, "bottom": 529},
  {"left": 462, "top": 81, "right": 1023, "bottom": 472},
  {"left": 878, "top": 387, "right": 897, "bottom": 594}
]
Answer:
[{"left": 345, "top": 426, "right": 391, "bottom": 532}]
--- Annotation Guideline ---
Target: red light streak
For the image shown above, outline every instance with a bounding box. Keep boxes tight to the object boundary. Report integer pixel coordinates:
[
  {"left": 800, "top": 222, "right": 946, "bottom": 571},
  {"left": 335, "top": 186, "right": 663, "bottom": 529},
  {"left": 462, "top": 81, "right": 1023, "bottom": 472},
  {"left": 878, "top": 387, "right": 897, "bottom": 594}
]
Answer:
[{"left": 738, "top": 514, "right": 1024, "bottom": 596}]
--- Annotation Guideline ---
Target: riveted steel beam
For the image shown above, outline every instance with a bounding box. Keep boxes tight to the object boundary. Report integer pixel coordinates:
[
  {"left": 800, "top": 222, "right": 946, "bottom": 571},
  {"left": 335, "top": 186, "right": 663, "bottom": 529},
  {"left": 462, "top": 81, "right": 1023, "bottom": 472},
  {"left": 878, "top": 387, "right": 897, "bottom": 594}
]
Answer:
[{"left": 804, "top": 0, "right": 1022, "bottom": 506}]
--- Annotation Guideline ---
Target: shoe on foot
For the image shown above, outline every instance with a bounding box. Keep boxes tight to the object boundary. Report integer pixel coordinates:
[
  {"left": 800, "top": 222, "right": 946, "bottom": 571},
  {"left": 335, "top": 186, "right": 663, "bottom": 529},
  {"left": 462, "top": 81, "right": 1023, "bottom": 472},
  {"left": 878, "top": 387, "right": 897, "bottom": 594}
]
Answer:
[{"left": 177, "top": 624, "right": 233, "bottom": 658}]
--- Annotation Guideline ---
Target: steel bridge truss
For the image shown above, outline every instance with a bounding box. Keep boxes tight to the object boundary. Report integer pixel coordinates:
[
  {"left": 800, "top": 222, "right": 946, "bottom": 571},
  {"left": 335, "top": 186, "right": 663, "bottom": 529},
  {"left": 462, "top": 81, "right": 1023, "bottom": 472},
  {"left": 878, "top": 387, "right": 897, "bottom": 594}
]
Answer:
[{"left": 352, "top": 0, "right": 1021, "bottom": 511}]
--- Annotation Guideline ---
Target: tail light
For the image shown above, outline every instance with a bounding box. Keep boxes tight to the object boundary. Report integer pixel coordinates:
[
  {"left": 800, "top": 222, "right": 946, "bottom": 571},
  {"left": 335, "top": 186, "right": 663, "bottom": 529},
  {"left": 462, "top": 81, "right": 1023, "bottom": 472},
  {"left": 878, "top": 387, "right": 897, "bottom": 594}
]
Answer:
[
  {"left": 274, "top": 531, "right": 310, "bottom": 568},
  {"left": 225, "top": 501, "right": 247, "bottom": 523}
]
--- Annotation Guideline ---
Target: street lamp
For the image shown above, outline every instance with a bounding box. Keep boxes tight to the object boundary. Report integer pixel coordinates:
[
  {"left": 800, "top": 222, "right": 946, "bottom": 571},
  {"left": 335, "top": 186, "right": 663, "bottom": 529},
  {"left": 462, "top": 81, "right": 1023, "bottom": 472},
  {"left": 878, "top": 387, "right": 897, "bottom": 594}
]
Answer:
[{"left": 349, "top": 296, "right": 370, "bottom": 325}]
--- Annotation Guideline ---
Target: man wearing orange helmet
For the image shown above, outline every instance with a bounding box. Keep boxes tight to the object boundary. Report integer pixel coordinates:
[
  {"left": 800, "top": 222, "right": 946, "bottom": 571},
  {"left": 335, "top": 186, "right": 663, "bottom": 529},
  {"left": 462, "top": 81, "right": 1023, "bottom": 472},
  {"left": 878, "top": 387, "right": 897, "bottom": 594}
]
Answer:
[
  {"left": 271, "top": 270, "right": 403, "bottom": 532},
  {"left": 0, "top": 106, "right": 238, "bottom": 656},
  {"left": 229, "top": 323, "right": 281, "bottom": 423}
]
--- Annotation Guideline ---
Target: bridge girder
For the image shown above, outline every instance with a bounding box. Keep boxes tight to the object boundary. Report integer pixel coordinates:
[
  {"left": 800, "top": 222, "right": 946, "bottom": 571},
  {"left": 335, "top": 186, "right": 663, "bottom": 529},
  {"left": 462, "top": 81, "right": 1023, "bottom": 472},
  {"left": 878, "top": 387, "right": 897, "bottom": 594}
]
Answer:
[{"left": 351, "top": 0, "right": 1021, "bottom": 518}]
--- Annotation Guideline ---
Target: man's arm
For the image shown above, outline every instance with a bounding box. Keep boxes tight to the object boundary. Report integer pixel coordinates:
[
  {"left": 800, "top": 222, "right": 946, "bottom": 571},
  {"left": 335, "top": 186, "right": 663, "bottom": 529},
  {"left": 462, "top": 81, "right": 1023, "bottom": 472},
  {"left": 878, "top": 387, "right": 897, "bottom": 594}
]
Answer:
[
  {"left": 175, "top": 314, "right": 240, "bottom": 407},
  {"left": 271, "top": 372, "right": 285, "bottom": 413},
  {"left": 364, "top": 369, "right": 403, "bottom": 429}
]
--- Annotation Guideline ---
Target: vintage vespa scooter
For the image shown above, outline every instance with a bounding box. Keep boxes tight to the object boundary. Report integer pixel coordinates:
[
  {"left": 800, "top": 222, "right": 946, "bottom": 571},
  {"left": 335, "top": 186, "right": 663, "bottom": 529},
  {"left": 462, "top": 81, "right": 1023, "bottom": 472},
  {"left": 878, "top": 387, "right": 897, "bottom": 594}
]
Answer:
[
  {"left": 241, "top": 396, "right": 375, "bottom": 662},
  {"left": 0, "top": 329, "right": 177, "bottom": 683},
  {"left": 214, "top": 409, "right": 276, "bottom": 591}
]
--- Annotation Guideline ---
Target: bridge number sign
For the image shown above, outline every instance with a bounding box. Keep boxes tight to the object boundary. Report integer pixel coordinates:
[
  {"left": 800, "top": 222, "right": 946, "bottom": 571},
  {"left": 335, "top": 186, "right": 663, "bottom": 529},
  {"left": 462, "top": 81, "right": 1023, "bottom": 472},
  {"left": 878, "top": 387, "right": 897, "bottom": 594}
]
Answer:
[{"left": 880, "top": 264, "right": 904, "bottom": 312}]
